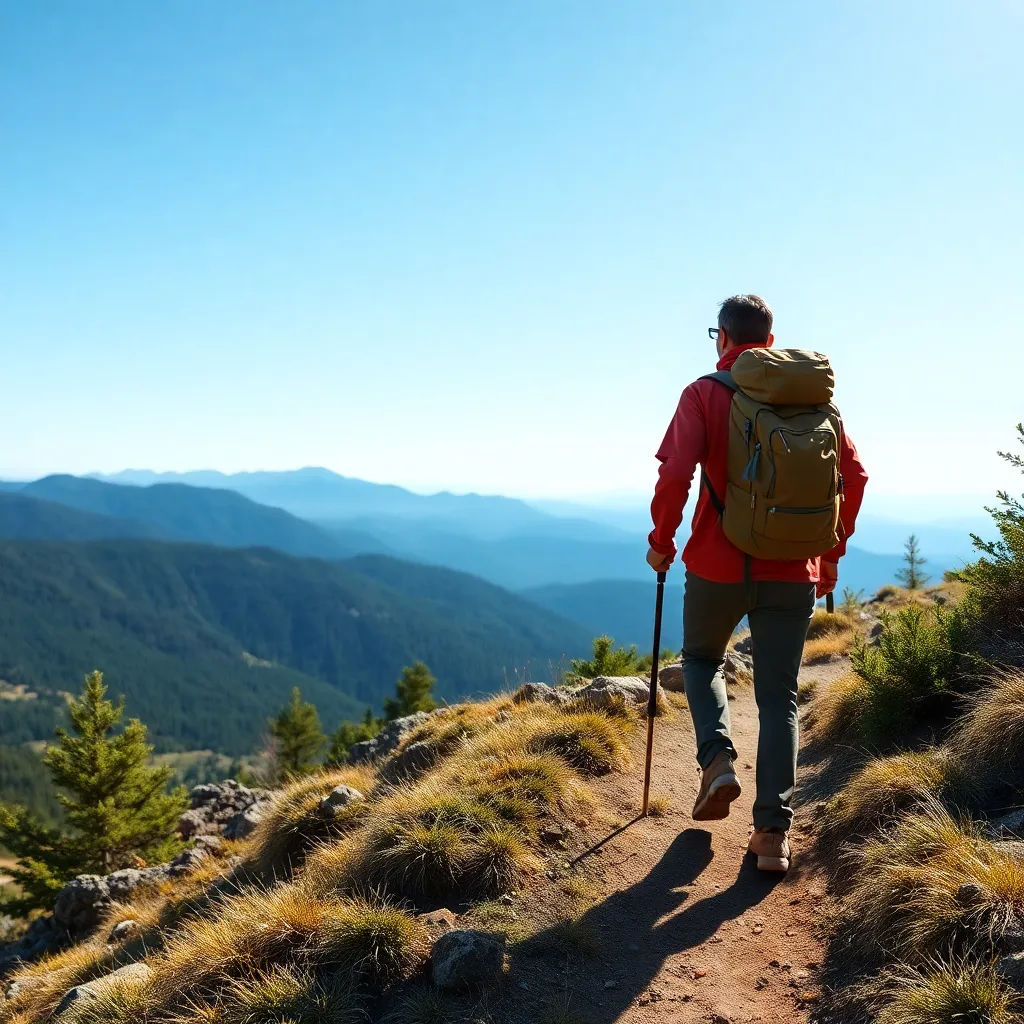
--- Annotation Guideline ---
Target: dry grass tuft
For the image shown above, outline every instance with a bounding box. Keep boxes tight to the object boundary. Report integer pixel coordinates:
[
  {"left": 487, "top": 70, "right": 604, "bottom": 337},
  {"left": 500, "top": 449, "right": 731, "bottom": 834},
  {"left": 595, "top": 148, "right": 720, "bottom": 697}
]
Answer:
[
  {"left": 363, "top": 820, "right": 471, "bottom": 898},
  {"left": 877, "top": 957, "right": 1022, "bottom": 1024},
  {"left": 805, "top": 670, "right": 867, "bottom": 741},
  {"left": 803, "top": 610, "right": 856, "bottom": 663},
  {"left": 245, "top": 766, "right": 373, "bottom": 878},
  {"left": 948, "top": 670, "right": 1024, "bottom": 794},
  {"left": 1, "top": 941, "right": 117, "bottom": 1021},
  {"left": 151, "top": 884, "right": 424, "bottom": 1002},
  {"left": 645, "top": 793, "right": 671, "bottom": 817},
  {"left": 383, "top": 985, "right": 456, "bottom": 1024},
  {"left": 846, "top": 800, "right": 1024, "bottom": 961},
  {"left": 468, "top": 825, "right": 541, "bottom": 894},
  {"left": 806, "top": 609, "right": 854, "bottom": 640},
  {"left": 51, "top": 975, "right": 154, "bottom": 1024},
  {"left": 820, "top": 749, "right": 971, "bottom": 846},
  {"left": 797, "top": 678, "right": 819, "bottom": 705},
  {"left": 318, "top": 898, "right": 428, "bottom": 985},
  {"left": 528, "top": 712, "right": 629, "bottom": 775},
  {"left": 220, "top": 965, "right": 364, "bottom": 1024}
]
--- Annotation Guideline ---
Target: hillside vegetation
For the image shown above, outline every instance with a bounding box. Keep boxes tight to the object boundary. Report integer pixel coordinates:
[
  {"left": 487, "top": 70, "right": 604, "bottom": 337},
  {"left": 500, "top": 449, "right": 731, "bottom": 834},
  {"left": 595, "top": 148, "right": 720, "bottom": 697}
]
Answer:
[
  {"left": 0, "top": 677, "right": 651, "bottom": 1024},
  {"left": 0, "top": 542, "right": 589, "bottom": 755},
  {"left": 801, "top": 428, "right": 1024, "bottom": 1022}
]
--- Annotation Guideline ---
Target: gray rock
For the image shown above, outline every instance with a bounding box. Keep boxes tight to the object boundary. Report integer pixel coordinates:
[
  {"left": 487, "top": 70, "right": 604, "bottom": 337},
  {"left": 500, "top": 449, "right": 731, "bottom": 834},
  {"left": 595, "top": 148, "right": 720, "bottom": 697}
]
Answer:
[
  {"left": 657, "top": 664, "right": 684, "bottom": 693},
  {"left": 576, "top": 675, "right": 650, "bottom": 709},
  {"left": 956, "top": 882, "right": 984, "bottom": 907},
  {"left": 53, "top": 876, "right": 110, "bottom": 936},
  {"left": 181, "top": 780, "right": 269, "bottom": 839},
  {"left": 381, "top": 740, "right": 440, "bottom": 783},
  {"left": 193, "top": 834, "right": 224, "bottom": 853},
  {"left": 431, "top": 930, "right": 506, "bottom": 991},
  {"left": 110, "top": 920, "right": 138, "bottom": 942},
  {"left": 733, "top": 633, "right": 753, "bottom": 655},
  {"left": 724, "top": 651, "right": 753, "bottom": 686},
  {"left": 1000, "top": 915, "right": 1024, "bottom": 955},
  {"left": 177, "top": 808, "right": 214, "bottom": 838},
  {"left": 997, "top": 951, "right": 1024, "bottom": 988},
  {"left": 994, "top": 840, "right": 1024, "bottom": 862},
  {"left": 5, "top": 972, "right": 48, "bottom": 1000},
  {"left": 224, "top": 800, "right": 270, "bottom": 840},
  {"left": 318, "top": 785, "right": 365, "bottom": 819},
  {"left": 167, "top": 847, "right": 207, "bottom": 878},
  {"left": 995, "top": 808, "right": 1024, "bottom": 837},
  {"left": 512, "top": 682, "right": 570, "bottom": 705},
  {"left": 54, "top": 962, "right": 152, "bottom": 1017},
  {"left": 348, "top": 712, "right": 431, "bottom": 764}
]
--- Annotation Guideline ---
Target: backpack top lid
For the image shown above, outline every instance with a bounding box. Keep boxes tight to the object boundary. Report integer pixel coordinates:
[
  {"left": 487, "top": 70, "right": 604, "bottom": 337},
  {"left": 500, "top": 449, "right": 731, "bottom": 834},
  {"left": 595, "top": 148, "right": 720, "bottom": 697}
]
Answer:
[{"left": 730, "top": 348, "right": 834, "bottom": 405}]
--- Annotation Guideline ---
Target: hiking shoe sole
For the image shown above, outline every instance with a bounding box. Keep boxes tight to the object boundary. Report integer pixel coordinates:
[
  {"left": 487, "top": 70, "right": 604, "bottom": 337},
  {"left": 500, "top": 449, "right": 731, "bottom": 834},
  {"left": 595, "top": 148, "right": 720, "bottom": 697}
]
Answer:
[
  {"left": 755, "top": 854, "right": 790, "bottom": 872},
  {"left": 692, "top": 773, "right": 741, "bottom": 821}
]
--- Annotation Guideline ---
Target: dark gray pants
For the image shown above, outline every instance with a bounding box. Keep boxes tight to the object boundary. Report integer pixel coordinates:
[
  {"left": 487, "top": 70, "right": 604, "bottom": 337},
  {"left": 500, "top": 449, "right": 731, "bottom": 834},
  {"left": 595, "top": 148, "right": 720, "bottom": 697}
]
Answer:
[{"left": 681, "top": 571, "right": 815, "bottom": 831}]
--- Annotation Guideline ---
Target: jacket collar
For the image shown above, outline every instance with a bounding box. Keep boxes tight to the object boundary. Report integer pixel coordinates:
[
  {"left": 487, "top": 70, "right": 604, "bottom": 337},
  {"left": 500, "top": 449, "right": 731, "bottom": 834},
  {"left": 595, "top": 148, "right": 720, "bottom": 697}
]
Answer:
[{"left": 716, "top": 342, "right": 769, "bottom": 372}]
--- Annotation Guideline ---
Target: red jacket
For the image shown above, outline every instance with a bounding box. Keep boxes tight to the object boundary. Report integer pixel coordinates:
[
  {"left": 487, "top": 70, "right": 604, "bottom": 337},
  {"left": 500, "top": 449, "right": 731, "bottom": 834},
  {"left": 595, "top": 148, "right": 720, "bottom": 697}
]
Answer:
[{"left": 648, "top": 344, "right": 868, "bottom": 584}]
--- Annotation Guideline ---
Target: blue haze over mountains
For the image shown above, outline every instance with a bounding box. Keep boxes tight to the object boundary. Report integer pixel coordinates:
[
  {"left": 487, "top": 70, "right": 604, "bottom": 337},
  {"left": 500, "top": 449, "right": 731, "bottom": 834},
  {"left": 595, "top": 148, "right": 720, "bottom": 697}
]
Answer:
[{"left": 0, "top": 467, "right": 981, "bottom": 650}]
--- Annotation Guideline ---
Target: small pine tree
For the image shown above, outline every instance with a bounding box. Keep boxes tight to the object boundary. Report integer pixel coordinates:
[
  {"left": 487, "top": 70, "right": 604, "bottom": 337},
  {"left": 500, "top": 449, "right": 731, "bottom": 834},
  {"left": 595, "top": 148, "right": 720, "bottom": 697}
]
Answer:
[
  {"left": 0, "top": 671, "right": 187, "bottom": 914},
  {"left": 841, "top": 586, "right": 866, "bottom": 617},
  {"left": 326, "top": 707, "right": 381, "bottom": 765},
  {"left": 896, "top": 534, "right": 930, "bottom": 590},
  {"left": 383, "top": 662, "right": 438, "bottom": 721},
  {"left": 570, "top": 636, "right": 641, "bottom": 679},
  {"left": 268, "top": 688, "right": 326, "bottom": 780},
  {"left": 958, "top": 423, "right": 1024, "bottom": 625}
]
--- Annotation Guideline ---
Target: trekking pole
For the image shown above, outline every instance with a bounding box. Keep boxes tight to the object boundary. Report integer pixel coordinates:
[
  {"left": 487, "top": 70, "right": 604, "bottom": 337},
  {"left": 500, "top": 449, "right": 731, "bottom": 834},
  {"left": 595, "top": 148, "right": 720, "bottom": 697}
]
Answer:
[{"left": 642, "top": 570, "right": 667, "bottom": 816}]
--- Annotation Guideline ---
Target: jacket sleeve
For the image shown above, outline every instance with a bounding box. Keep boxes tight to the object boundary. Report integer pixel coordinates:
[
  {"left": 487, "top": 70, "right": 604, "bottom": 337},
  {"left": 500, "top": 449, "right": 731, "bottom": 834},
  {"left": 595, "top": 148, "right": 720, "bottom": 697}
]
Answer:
[
  {"left": 648, "top": 384, "right": 707, "bottom": 560},
  {"left": 823, "top": 429, "right": 868, "bottom": 563}
]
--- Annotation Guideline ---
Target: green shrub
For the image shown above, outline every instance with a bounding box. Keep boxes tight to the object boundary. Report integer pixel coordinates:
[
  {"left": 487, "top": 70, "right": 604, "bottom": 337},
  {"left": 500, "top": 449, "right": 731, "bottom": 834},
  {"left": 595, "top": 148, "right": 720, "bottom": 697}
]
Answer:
[
  {"left": 877, "top": 957, "right": 1022, "bottom": 1024},
  {"left": 955, "top": 423, "right": 1024, "bottom": 631},
  {"left": 570, "top": 636, "right": 641, "bottom": 678},
  {"left": 847, "top": 603, "right": 973, "bottom": 741}
]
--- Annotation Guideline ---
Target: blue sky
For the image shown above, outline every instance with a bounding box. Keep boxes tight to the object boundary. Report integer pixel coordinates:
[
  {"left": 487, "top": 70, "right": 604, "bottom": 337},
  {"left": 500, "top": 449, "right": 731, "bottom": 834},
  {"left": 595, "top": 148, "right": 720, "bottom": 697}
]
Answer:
[{"left": 2, "top": 1, "right": 1021, "bottom": 507}]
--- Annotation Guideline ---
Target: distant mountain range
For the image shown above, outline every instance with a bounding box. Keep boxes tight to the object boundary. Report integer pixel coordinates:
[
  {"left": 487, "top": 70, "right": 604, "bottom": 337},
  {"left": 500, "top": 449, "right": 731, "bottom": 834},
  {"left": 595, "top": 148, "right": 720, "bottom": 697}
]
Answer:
[
  {"left": 0, "top": 540, "right": 589, "bottom": 755},
  {"left": 0, "top": 471, "right": 979, "bottom": 665},
  {"left": 95, "top": 468, "right": 627, "bottom": 543}
]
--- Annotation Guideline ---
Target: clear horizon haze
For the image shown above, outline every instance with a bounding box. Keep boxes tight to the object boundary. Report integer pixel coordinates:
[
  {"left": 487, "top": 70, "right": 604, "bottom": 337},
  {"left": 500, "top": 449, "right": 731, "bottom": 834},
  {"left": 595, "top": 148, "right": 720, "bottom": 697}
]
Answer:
[{"left": 3, "top": 2, "right": 1022, "bottom": 505}]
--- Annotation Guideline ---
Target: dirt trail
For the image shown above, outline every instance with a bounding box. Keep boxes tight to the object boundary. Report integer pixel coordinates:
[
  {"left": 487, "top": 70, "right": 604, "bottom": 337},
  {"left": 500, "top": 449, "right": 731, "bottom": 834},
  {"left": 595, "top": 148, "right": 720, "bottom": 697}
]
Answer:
[{"left": 500, "top": 663, "right": 848, "bottom": 1024}]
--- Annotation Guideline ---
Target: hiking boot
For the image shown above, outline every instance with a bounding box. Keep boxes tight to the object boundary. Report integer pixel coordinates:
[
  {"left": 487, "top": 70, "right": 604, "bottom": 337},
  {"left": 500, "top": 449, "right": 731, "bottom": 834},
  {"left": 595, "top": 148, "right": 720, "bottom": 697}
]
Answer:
[
  {"left": 692, "top": 751, "right": 741, "bottom": 821},
  {"left": 748, "top": 827, "right": 791, "bottom": 872}
]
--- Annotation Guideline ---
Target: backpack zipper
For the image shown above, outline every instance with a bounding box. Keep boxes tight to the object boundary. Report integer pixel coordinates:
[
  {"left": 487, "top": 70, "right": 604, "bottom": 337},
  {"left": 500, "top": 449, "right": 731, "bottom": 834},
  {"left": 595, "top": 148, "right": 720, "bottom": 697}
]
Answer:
[{"left": 768, "top": 504, "right": 834, "bottom": 515}]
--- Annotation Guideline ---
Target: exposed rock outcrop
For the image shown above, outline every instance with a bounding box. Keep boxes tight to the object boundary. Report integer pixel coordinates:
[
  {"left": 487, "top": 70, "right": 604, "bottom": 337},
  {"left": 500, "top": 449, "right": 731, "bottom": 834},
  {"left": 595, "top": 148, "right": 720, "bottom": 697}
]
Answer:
[
  {"left": 348, "top": 712, "right": 431, "bottom": 764},
  {"left": 431, "top": 929, "right": 506, "bottom": 990}
]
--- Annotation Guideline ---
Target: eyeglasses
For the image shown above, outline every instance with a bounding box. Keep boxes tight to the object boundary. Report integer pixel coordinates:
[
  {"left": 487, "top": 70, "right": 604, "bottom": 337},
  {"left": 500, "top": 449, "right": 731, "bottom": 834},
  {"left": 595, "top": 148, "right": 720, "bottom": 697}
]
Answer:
[{"left": 708, "top": 327, "right": 721, "bottom": 341}]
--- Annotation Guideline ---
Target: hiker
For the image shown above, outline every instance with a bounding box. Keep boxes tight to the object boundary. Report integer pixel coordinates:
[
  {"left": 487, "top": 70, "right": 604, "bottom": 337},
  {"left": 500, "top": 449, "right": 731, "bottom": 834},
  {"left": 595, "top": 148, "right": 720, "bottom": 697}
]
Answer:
[{"left": 646, "top": 295, "right": 867, "bottom": 872}]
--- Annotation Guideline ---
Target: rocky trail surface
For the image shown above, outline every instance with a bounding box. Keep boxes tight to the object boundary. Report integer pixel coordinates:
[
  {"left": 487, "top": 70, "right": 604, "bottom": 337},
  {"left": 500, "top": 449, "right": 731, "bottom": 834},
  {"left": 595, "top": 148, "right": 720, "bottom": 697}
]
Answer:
[{"left": 492, "top": 660, "right": 847, "bottom": 1024}]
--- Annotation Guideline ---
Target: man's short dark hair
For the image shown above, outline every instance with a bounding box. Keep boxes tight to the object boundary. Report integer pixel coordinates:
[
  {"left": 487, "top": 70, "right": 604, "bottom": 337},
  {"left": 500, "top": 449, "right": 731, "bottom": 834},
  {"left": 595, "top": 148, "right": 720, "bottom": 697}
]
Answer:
[{"left": 718, "top": 294, "right": 773, "bottom": 346}]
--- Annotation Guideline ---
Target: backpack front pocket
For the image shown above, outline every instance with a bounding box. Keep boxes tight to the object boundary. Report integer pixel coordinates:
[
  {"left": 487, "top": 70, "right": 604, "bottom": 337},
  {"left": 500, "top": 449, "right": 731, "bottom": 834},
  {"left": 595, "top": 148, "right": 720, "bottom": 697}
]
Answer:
[{"left": 758, "top": 502, "right": 838, "bottom": 544}]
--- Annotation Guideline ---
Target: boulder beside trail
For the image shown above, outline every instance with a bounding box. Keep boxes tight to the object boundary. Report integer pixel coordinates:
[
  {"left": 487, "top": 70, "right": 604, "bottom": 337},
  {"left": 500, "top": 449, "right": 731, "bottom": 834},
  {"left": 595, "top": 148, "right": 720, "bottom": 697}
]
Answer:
[
  {"left": 512, "top": 682, "right": 572, "bottom": 706},
  {"left": 576, "top": 676, "right": 650, "bottom": 709},
  {"left": 658, "top": 664, "right": 684, "bottom": 692},
  {"left": 724, "top": 650, "right": 753, "bottom": 686},
  {"left": 431, "top": 929, "right": 506, "bottom": 990}
]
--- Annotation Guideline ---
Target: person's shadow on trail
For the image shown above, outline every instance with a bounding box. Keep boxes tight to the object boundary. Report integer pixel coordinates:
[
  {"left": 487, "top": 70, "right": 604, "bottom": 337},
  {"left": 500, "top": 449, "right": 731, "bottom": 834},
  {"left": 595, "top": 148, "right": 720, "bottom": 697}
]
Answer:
[{"left": 514, "top": 826, "right": 784, "bottom": 1022}]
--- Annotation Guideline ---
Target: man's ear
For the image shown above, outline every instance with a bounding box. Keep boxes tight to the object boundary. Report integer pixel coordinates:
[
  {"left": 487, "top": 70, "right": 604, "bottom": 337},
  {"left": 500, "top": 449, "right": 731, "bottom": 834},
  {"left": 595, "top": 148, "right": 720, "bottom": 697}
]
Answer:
[{"left": 765, "top": 332, "right": 775, "bottom": 348}]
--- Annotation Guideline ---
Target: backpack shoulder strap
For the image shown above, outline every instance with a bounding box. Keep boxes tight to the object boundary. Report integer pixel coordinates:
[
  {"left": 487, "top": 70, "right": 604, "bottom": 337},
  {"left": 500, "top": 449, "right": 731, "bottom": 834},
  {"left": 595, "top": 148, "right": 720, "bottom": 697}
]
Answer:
[
  {"left": 699, "top": 370, "right": 740, "bottom": 393},
  {"left": 696, "top": 370, "right": 738, "bottom": 516}
]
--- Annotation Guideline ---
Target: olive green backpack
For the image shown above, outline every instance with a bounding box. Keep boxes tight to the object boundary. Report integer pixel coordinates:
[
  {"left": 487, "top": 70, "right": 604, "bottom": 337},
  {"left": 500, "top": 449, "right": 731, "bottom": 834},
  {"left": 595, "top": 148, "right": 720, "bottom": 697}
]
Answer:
[{"left": 701, "top": 348, "right": 845, "bottom": 561}]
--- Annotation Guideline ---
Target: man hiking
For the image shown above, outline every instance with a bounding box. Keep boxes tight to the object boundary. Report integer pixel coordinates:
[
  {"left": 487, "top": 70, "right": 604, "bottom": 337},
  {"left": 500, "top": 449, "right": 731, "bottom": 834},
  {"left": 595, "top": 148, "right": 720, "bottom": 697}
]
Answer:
[{"left": 647, "top": 295, "right": 867, "bottom": 872}]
